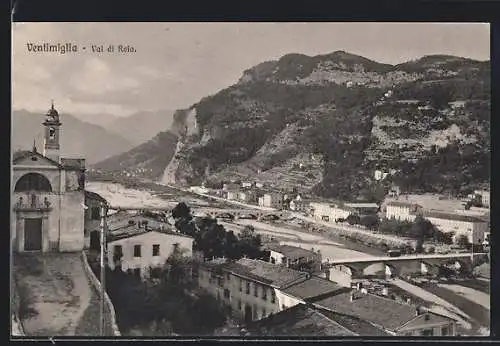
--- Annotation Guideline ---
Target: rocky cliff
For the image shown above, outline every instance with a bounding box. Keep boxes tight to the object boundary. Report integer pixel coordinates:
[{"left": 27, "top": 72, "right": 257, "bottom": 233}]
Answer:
[{"left": 99, "top": 51, "right": 491, "bottom": 199}]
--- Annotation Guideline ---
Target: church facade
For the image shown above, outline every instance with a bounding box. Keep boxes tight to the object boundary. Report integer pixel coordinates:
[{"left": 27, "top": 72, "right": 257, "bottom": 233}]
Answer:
[{"left": 11, "top": 103, "right": 88, "bottom": 253}]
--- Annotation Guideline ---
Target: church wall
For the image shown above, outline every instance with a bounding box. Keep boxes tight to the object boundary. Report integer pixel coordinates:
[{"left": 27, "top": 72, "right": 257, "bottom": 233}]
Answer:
[
  {"left": 65, "top": 170, "right": 81, "bottom": 192},
  {"left": 59, "top": 191, "right": 85, "bottom": 252},
  {"left": 11, "top": 191, "right": 62, "bottom": 252},
  {"left": 12, "top": 168, "right": 61, "bottom": 193}
]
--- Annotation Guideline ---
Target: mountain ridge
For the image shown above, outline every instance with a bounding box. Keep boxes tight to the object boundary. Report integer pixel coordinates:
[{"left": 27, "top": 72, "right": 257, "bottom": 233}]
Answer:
[
  {"left": 12, "top": 109, "right": 135, "bottom": 164},
  {"left": 94, "top": 51, "right": 490, "bottom": 199}
]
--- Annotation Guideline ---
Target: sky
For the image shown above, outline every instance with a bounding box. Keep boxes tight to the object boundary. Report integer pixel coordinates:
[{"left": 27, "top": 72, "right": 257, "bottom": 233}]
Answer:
[{"left": 12, "top": 22, "right": 490, "bottom": 117}]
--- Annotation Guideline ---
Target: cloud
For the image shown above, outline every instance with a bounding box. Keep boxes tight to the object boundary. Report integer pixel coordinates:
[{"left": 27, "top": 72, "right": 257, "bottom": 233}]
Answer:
[
  {"left": 70, "top": 57, "right": 141, "bottom": 95},
  {"left": 12, "top": 22, "right": 490, "bottom": 118}
]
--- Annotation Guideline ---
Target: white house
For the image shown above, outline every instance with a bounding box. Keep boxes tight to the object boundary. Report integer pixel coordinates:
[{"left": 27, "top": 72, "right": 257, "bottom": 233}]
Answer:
[
  {"left": 310, "top": 202, "right": 354, "bottom": 222},
  {"left": 238, "top": 190, "right": 257, "bottom": 203},
  {"left": 226, "top": 190, "right": 239, "bottom": 201},
  {"left": 259, "top": 193, "right": 283, "bottom": 209},
  {"left": 268, "top": 244, "right": 322, "bottom": 271},
  {"left": 421, "top": 210, "right": 487, "bottom": 245},
  {"left": 474, "top": 190, "right": 490, "bottom": 208},
  {"left": 385, "top": 201, "right": 421, "bottom": 222},
  {"left": 107, "top": 228, "right": 194, "bottom": 279}
]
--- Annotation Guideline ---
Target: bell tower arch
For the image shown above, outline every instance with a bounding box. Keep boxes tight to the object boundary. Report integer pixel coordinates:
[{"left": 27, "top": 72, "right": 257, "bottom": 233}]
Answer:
[{"left": 43, "top": 100, "right": 62, "bottom": 163}]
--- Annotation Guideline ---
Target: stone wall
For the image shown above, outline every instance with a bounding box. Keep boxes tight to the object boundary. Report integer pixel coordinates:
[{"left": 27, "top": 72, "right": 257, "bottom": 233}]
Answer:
[
  {"left": 11, "top": 278, "right": 25, "bottom": 336},
  {"left": 81, "top": 252, "right": 121, "bottom": 336}
]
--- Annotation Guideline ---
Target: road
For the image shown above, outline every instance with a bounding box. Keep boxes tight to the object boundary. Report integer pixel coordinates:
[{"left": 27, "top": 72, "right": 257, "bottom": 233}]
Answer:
[
  {"left": 437, "top": 284, "right": 490, "bottom": 311},
  {"left": 392, "top": 279, "right": 472, "bottom": 330},
  {"left": 165, "top": 184, "right": 276, "bottom": 211},
  {"left": 324, "top": 252, "right": 485, "bottom": 265}
]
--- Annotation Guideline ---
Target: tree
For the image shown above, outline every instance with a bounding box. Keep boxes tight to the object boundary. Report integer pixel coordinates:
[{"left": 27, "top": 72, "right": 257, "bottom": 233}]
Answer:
[
  {"left": 411, "top": 215, "right": 434, "bottom": 241},
  {"left": 163, "top": 243, "right": 191, "bottom": 285},
  {"left": 360, "top": 215, "right": 380, "bottom": 231},
  {"left": 346, "top": 214, "right": 361, "bottom": 226},
  {"left": 238, "top": 225, "right": 263, "bottom": 259},
  {"left": 415, "top": 238, "right": 424, "bottom": 254},
  {"left": 456, "top": 234, "right": 471, "bottom": 248},
  {"left": 172, "top": 202, "right": 192, "bottom": 221}
]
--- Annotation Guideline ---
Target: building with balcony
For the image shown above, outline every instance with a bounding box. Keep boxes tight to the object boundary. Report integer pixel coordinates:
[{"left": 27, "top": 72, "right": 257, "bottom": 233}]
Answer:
[{"left": 12, "top": 103, "right": 87, "bottom": 253}]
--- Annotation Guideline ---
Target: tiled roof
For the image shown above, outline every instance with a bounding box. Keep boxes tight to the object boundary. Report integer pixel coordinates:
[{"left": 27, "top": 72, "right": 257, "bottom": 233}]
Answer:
[
  {"left": 12, "top": 150, "right": 63, "bottom": 168},
  {"left": 108, "top": 226, "right": 192, "bottom": 243},
  {"left": 317, "top": 308, "right": 391, "bottom": 336},
  {"left": 266, "top": 244, "right": 318, "bottom": 259},
  {"left": 84, "top": 190, "right": 108, "bottom": 204},
  {"left": 313, "top": 290, "right": 418, "bottom": 331},
  {"left": 248, "top": 304, "right": 358, "bottom": 336},
  {"left": 421, "top": 210, "right": 486, "bottom": 223},
  {"left": 344, "top": 203, "right": 379, "bottom": 209},
  {"left": 397, "top": 312, "right": 455, "bottom": 332},
  {"left": 12, "top": 150, "right": 32, "bottom": 161},
  {"left": 387, "top": 201, "right": 420, "bottom": 208},
  {"left": 232, "top": 258, "right": 309, "bottom": 288},
  {"left": 281, "top": 276, "right": 346, "bottom": 301}
]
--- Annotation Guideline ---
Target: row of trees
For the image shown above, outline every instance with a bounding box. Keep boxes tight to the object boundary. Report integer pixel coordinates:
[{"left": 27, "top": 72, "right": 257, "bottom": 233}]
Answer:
[{"left": 171, "top": 202, "right": 266, "bottom": 260}]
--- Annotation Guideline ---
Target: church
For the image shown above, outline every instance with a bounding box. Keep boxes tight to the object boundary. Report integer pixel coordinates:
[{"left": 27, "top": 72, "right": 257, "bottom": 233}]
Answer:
[{"left": 11, "top": 103, "right": 89, "bottom": 253}]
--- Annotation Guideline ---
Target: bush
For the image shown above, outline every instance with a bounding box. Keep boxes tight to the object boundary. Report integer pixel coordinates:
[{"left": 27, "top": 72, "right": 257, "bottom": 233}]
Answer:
[{"left": 426, "top": 246, "right": 436, "bottom": 254}]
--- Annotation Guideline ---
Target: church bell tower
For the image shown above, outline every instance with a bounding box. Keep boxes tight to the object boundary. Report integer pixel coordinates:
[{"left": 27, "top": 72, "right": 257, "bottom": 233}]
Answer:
[{"left": 43, "top": 101, "right": 62, "bottom": 163}]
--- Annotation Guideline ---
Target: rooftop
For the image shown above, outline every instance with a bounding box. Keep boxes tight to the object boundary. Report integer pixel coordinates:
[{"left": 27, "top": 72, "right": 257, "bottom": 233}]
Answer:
[
  {"left": 421, "top": 210, "right": 487, "bottom": 223},
  {"left": 313, "top": 290, "right": 419, "bottom": 331},
  {"left": 317, "top": 308, "right": 391, "bottom": 336},
  {"left": 205, "top": 258, "right": 309, "bottom": 288},
  {"left": 266, "top": 244, "right": 319, "bottom": 259},
  {"left": 84, "top": 190, "right": 108, "bottom": 204},
  {"left": 387, "top": 194, "right": 464, "bottom": 213},
  {"left": 248, "top": 304, "right": 358, "bottom": 336},
  {"left": 343, "top": 203, "right": 379, "bottom": 209},
  {"left": 397, "top": 311, "right": 455, "bottom": 333},
  {"left": 108, "top": 225, "right": 191, "bottom": 243},
  {"left": 281, "top": 276, "right": 347, "bottom": 302}
]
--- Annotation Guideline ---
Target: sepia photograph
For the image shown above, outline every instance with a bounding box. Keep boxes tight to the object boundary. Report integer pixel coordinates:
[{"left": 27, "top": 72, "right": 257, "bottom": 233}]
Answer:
[{"left": 11, "top": 22, "right": 490, "bottom": 338}]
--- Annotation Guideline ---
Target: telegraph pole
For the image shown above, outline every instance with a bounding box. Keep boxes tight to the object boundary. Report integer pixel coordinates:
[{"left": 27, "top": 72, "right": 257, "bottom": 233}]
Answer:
[{"left": 99, "top": 202, "right": 107, "bottom": 336}]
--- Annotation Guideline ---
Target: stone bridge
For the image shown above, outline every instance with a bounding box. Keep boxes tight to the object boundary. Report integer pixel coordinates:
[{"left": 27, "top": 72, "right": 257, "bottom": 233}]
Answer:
[
  {"left": 196, "top": 208, "right": 289, "bottom": 221},
  {"left": 108, "top": 206, "right": 288, "bottom": 221},
  {"left": 322, "top": 253, "right": 489, "bottom": 287}
]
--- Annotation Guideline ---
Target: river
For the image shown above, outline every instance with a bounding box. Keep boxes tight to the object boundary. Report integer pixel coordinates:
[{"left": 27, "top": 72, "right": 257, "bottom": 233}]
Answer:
[{"left": 86, "top": 181, "right": 384, "bottom": 261}]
